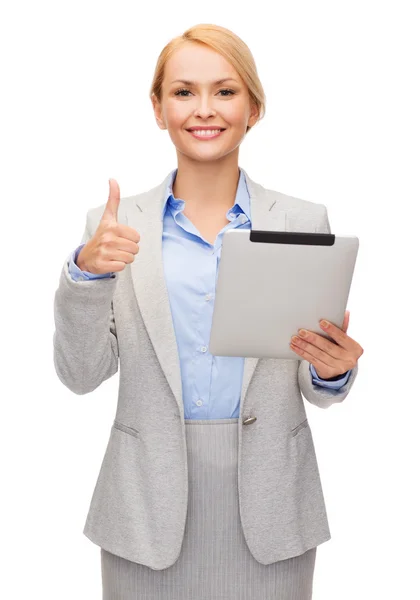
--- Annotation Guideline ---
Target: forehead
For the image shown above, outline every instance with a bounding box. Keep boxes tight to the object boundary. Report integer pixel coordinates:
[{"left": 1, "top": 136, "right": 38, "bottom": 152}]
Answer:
[{"left": 164, "top": 44, "right": 238, "bottom": 83}]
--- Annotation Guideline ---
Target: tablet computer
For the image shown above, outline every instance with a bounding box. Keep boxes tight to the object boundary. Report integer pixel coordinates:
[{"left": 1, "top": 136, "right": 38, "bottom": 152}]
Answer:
[{"left": 208, "top": 229, "right": 359, "bottom": 359}]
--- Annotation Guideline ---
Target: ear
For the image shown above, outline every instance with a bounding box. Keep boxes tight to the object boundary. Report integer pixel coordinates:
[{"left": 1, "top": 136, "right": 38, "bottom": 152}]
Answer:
[
  {"left": 151, "top": 94, "right": 166, "bottom": 130},
  {"left": 247, "top": 101, "right": 260, "bottom": 129}
]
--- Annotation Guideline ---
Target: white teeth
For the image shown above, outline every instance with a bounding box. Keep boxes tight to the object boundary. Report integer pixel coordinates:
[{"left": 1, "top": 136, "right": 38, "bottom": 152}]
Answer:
[{"left": 190, "top": 129, "right": 222, "bottom": 136}]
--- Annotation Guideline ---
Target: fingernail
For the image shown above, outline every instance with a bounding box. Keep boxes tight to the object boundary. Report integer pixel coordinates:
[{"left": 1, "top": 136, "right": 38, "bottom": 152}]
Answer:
[{"left": 321, "top": 320, "right": 328, "bottom": 328}]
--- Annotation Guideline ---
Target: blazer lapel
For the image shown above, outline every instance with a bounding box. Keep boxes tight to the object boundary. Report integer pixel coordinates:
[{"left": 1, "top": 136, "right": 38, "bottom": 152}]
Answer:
[{"left": 125, "top": 169, "right": 286, "bottom": 420}]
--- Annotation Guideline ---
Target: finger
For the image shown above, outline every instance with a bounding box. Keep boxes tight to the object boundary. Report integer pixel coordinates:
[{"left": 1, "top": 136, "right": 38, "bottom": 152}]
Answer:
[
  {"left": 319, "top": 319, "right": 357, "bottom": 352},
  {"left": 290, "top": 342, "right": 335, "bottom": 373},
  {"left": 102, "top": 178, "right": 121, "bottom": 223},
  {"left": 115, "top": 223, "right": 141, "bottom": 244},
  {"left": 111, "top": 236, "right": 140, "bottom": 256},
  {"left": 342, "top": 310, "right": 350, "bottom": 333},
  {"left": 292, "top": 333, "right": 345, "bottom": 363}
]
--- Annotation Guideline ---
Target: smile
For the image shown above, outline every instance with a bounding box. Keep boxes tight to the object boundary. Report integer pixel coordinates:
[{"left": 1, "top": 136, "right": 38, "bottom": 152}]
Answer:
[{"left": 187, "top": 129, "right": 225, "bottom": 140}]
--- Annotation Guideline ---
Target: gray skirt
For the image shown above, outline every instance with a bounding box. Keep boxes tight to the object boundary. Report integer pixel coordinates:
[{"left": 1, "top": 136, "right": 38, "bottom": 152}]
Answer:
[{"left": 101, "top": 418, "right": 317, "bottom": 599}]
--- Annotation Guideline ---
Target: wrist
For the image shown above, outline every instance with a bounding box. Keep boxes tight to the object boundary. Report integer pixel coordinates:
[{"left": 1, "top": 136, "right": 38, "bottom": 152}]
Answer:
[
  {"left": 76, "top": 250, "right": 88, "bottom": 272},
  {"left": 321, "top": 371, "right": 348, "bottom": 381}
]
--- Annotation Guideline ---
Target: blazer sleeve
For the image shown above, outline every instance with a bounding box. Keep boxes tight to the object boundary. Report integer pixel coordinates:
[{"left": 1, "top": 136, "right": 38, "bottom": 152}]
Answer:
[
  {"left": 299, "top": 360, "right": 358, "bottom": 409},
  {"left": 53, "top": 210, "right": 119, "bottom": 395},
  {"left": 297, "top": 204, "right": 359, "bottom": 409}
]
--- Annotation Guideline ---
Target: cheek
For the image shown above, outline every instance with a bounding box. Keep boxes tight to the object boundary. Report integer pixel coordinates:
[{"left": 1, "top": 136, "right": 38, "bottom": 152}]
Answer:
[
  {"left": 165, "top": 102, "right": 189, "bottom": 128},
  {"left": 222, "top": 102, "right": 250, "bottom": 126}
]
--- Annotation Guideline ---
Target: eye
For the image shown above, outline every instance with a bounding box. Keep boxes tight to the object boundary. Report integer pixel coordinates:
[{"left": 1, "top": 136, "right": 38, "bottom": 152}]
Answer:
[
  {"left": 174, "top": 88, "right": 191, "bottom": 97},
  {"left": 174, "top": 88, "right": 236, "bottom": 97}
]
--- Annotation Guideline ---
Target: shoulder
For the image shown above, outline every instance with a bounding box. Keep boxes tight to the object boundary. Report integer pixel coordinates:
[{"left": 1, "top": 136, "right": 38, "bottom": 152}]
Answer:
[
  {"left": 245, "top": 170, "right": 326, "bottom": 213},
  {"left": 250, "top": 178, "right": 331, "bottom": 233},
  {"left": 263, "top": 183, "right": 327, "bottom": 215}
]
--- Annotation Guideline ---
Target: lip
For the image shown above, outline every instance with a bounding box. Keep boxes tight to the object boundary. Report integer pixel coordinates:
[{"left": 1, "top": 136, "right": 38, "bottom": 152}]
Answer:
[
  {"left": 187, "top": 126, "right": 226, "bottom": 131},
  {"left": 186, "top": 128, "right": 226, "bottom": 140}
]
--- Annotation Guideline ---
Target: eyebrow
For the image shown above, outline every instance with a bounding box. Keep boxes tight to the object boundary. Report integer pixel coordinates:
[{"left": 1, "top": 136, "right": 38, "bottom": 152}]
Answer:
[{"left": 170, "top": 78, "right": 239, "bottom": 85}]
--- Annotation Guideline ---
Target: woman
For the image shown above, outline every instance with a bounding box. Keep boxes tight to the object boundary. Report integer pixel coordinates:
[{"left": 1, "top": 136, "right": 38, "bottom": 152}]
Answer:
[{"left": 53, "top": 23, "right": 363, "bottom": 600}]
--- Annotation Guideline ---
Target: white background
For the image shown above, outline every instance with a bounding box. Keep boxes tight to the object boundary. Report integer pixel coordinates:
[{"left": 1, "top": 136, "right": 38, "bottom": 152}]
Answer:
[{"left": 1, "top": 1, "right": 419, "bottom": 598}]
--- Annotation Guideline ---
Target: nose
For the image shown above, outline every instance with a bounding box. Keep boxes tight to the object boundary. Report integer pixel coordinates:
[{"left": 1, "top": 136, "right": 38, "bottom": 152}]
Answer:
[{"left": 193, "top": 98, "right": 216, "bottom": 119}]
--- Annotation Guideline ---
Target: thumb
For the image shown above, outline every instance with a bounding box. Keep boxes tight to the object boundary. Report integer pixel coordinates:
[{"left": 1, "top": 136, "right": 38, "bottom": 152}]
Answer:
[
  {"left": 102, "top": 178, "right": 120, "bottom": 223},
  {"left": 342, "top": 309, "right": 350, "bottom": 332}
]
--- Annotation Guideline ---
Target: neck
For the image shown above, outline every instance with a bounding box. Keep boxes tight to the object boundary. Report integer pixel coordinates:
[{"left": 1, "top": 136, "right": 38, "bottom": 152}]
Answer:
[{"left": 172, "top": 157, "right": 241, "bottom": 215}]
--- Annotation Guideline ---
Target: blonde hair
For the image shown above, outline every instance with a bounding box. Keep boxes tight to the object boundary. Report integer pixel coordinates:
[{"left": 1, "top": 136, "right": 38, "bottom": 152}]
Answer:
[{"left": 149, "top": 24, "right": 266, "bottom": 133}]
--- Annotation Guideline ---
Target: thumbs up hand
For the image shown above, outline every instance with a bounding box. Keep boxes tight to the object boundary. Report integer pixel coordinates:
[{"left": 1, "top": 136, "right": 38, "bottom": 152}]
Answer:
[{"left": 76, "top": 179, "right": 141, "bottom": 274}]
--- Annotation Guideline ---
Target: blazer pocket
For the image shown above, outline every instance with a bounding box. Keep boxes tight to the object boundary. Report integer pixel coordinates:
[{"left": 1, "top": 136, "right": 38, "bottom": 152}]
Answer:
[
  {"left": 291, "top": 418, "right": 309, "bottom": 437},
  {"left": 113, "top": 419, "right": 139, "bottom": 438}
]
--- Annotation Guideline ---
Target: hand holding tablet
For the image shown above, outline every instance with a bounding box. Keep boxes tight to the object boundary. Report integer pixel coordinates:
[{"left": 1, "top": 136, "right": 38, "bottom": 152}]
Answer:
[{"left": 290, "top": 310, "right": 364, "bottom": 379}]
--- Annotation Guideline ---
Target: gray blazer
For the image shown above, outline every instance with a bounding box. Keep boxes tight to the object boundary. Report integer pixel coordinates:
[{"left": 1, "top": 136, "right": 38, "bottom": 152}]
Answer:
[{"left": 53, "top": 168, "right": 358, "bottom": 570}]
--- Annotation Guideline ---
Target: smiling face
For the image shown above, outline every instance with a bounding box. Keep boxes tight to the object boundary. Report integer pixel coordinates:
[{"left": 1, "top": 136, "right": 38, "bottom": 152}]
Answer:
[{"left": 152, "top": 42, "right": 259, "bottom": 163}]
